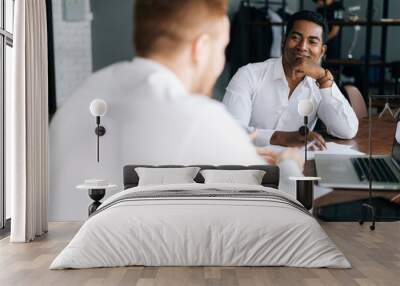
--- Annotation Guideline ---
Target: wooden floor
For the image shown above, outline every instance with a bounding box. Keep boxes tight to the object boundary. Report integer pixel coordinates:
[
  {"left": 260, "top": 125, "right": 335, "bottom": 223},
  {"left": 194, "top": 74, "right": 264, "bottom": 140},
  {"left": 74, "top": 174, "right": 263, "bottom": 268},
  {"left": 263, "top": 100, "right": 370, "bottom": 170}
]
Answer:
[{"left": 0, "top": 222, "right": 399, "bottom": 286}]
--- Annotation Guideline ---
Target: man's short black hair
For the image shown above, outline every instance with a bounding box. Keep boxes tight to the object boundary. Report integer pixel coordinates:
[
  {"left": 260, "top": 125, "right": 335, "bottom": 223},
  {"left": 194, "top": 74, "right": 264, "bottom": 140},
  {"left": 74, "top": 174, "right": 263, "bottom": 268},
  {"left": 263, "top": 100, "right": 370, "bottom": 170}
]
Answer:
[{"left": 285, "top": 10, "right": 328, "bottom": 44}]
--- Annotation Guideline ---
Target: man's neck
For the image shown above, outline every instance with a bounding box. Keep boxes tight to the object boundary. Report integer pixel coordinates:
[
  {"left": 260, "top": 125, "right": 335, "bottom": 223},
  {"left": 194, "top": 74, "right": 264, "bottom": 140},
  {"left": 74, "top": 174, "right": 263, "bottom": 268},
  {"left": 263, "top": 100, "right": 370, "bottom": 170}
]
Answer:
[
  {"left": 144, "top": 53, "right": 193, "bottom": 93},
  {"left": 282, "top": 57, "right": 304, "bottom": 92}
]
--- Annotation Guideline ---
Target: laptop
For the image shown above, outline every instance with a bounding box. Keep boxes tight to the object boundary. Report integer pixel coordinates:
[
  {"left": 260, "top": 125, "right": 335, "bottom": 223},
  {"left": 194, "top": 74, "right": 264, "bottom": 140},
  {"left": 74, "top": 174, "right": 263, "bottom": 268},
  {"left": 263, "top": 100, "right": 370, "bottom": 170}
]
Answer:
[{"left": 315, "top": 116, "right": 400, "bottom": 190}]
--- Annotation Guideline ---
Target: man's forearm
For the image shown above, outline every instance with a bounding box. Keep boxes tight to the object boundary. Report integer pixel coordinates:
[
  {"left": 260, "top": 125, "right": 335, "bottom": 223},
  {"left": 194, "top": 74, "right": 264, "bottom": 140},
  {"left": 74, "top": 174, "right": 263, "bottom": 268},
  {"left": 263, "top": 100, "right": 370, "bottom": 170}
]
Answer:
[
  {"left": 270, "top": 130, "right": 303, "bottom": 146},
  {"left": 318, "top": 84, "right": 359, "bottom": 139},
  {"left": 270, "top": 131, "right": 303, "bottom": 147},
  {"left": 270, "top": 131, "right": 285, "bottom": 146}
]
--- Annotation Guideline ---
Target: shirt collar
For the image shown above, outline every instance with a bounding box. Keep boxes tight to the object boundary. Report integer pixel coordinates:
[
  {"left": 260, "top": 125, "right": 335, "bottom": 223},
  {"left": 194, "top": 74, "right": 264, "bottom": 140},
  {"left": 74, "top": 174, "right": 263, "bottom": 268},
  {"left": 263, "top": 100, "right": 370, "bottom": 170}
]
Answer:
[
  {"left": 272, "top": 57, "right": 286, "bottom": 81},
  {"left": 132, "top": 57, "right": 188, "bottom": 97}
]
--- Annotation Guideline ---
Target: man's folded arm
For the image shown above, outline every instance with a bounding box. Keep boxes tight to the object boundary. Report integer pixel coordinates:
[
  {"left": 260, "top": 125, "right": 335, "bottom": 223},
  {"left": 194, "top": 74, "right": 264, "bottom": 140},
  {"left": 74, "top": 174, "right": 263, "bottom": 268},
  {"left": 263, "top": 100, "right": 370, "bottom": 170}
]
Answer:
[
  {"left": 317, "top": 83, "right": 359, "bottom": 139},
  {"left": 223, "top": 66, "right": 255, "bottom": 133}
]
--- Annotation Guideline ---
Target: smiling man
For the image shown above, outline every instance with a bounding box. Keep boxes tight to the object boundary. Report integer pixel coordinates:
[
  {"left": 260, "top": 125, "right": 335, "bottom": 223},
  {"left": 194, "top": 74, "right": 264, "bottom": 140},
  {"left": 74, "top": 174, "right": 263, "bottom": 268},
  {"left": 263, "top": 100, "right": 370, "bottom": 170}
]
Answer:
[{"left": 223, "top": 10, "right": 358, "bottom": 149}]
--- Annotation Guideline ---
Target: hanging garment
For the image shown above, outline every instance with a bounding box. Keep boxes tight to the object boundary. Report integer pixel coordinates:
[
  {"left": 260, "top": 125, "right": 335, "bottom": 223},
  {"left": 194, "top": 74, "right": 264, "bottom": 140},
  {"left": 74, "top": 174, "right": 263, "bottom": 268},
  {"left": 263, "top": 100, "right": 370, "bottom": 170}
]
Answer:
[
  {"left": 267, "top": 9, "right": 283, "bottom": 58},
  {"left": 227, "top": 2, "right": 273, "bottom": 77},
  {"left": 317, "top": 1, "right": 345, "bottom": 59}
]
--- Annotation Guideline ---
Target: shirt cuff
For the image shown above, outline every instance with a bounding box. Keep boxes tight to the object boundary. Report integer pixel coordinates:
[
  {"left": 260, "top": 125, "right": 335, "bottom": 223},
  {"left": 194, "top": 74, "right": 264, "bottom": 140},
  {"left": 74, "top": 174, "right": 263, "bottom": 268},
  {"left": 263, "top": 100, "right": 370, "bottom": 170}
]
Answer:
[
  {"left": 320, "top": 84, "right": 345, "bottom": 105},
  {"left": 319, "top": 86, "right": 333, "bottom": 97},
  {"left": 255, "top": 129, "right": 275, "bottom": 146}
]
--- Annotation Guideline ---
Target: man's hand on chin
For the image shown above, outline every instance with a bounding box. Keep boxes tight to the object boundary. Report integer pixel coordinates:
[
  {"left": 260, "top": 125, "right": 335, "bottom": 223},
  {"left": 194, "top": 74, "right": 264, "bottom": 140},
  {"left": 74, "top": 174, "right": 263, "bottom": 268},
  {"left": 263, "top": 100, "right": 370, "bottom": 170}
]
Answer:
[
  {"left": 292, "top": 57, "right": 325, "bottom": 80},
  {"left": 270, "top": 130, "right": 327, "bottom": 150}
]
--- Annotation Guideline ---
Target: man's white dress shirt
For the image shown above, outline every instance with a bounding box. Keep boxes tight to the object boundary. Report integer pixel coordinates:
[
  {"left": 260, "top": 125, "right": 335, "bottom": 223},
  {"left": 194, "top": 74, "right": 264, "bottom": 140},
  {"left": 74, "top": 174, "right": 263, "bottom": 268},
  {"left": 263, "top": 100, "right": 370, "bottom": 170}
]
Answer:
[
  {"left": 223, "top": 57, "right": 359, "bottom": 146},
  {"left": 50, "top": 57, "right": 301, "bottom": 221}
]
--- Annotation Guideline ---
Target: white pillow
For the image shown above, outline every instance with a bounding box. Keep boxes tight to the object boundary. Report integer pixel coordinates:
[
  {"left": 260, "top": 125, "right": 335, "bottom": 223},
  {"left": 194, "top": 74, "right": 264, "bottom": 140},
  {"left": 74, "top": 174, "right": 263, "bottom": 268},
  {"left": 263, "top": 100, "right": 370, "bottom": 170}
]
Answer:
[
  {"left": 135, "top": 167, "right": 200, "bottom": 186},
  {"left": 200, "top": 169, "right": 266, "bottom": 185}
]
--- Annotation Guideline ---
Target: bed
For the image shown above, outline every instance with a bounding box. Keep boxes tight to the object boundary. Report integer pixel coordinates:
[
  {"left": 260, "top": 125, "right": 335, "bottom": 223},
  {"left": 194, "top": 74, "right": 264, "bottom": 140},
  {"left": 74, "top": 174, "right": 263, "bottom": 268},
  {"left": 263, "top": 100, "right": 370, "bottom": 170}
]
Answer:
[{"left": 50, "top": 165, "right": 350, "bottom": 269}]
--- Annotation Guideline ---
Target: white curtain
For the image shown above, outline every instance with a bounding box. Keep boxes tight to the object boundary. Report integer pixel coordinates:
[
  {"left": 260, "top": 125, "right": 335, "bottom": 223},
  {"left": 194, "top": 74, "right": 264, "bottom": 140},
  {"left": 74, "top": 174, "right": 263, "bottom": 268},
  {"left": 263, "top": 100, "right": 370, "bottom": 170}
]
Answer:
[{"left": 7, "top": 0, "right": 49, "bottom": 242}]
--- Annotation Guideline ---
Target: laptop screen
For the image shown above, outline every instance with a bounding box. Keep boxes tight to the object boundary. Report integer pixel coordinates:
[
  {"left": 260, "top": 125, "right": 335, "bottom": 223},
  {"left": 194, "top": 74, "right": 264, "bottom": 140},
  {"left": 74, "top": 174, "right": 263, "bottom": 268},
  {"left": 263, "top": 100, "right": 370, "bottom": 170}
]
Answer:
[{"left": 392, "top": 114, "right": 400, "bottom": 164}]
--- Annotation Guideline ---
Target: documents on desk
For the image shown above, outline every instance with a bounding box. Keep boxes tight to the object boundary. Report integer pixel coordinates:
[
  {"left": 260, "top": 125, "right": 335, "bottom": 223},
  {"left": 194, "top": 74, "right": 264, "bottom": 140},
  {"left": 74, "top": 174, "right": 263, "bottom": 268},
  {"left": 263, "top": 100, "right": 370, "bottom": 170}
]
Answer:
[
  {"left": 267, "top": 142, "right": 365, "bottom": 160},
  {"left": 266, "top": 143, "right": 347, "bottom": 199},
  {"left": 312, "top": 142, "right": 365, "bottom": 158}
]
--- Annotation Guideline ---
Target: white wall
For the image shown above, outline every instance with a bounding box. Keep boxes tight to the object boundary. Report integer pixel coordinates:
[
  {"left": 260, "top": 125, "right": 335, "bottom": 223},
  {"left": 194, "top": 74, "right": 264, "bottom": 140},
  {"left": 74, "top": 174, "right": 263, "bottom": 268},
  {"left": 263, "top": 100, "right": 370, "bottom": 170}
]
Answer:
[{"left": 52, "top": 0, "right": 93, "bottom": 108}]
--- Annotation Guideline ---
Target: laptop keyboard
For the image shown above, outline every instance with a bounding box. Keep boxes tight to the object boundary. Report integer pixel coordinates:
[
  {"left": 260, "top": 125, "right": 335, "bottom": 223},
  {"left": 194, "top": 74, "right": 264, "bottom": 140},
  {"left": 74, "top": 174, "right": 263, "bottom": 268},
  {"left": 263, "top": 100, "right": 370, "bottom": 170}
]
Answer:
[{"left": 351, "top": 158, "right": 400, "bottom": 183}]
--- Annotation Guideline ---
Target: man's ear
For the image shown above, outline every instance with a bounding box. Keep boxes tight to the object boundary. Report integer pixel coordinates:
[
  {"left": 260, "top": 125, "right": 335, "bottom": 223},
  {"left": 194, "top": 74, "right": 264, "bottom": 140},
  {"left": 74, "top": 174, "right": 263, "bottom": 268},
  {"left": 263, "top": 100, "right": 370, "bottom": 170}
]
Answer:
[
  {"left": 320, "top": 44, "right": 327, "bottom": 60},
  {"left": 317, "top": 44, "right": 327, "bottom": 65},
  {"left": 191, "top": 33, "right": 211, "bottom": 65}
]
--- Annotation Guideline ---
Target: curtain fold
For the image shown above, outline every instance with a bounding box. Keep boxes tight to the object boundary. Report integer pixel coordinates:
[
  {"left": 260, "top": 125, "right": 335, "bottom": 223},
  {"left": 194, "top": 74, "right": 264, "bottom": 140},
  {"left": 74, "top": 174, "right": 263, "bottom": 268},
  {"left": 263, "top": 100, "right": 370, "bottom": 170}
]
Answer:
[{"left": 8, "top": 0, "right": 49, "bottom": 242}]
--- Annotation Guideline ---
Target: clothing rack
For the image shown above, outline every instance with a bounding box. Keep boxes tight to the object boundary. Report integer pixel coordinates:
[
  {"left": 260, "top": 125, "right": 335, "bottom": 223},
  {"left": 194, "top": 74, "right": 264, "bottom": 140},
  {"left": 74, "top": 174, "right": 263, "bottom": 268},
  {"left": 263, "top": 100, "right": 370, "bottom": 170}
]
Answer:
[
  {"left": 228, "top": 0, "right": 289, "bottom": 76},
  {"left": 245, "top": 0, "right": 286, "bottom": 7},
  {"left": 244, "top": 0, "right": 288, "bottom": 14},
  {"left": 321, "top": 0, "right": 400, "bottom": 96},
  {"left": 244, "top": 0, "right": 305, "bottom": 12},
  {"left": 243, "top": 0, "right": 288, "bottom": 40}
]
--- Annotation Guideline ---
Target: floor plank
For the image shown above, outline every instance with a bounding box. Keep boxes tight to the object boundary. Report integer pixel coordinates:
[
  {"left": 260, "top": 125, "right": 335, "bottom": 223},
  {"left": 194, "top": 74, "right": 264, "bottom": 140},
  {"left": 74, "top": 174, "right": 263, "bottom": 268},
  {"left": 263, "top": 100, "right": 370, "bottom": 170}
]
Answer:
[{"left": 0, "top": 222, "right": 399, "bottom": 286}]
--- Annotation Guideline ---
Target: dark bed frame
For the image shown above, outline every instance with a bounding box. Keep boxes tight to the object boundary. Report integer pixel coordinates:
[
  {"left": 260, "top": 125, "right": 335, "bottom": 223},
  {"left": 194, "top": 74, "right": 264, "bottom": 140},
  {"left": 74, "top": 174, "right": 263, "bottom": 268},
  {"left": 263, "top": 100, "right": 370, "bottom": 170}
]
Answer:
[{"left": 123, "top": 165, "right": 280, "bottom": 189}]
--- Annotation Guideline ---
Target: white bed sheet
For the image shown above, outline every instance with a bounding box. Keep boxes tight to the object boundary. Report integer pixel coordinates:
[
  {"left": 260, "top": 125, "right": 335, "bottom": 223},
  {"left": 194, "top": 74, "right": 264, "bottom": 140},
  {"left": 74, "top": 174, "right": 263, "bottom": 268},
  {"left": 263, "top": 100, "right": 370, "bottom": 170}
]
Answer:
[{"left": 50, "top": 183, "right": 350, "bottom": 269}]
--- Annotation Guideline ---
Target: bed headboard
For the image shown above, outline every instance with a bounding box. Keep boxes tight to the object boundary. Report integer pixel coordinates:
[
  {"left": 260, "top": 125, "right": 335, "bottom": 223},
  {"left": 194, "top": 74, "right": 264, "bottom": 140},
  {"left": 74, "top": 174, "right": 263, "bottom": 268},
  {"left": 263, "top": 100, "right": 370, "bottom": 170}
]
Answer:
[{"left": 123, "top": 165, "right": 280, "bottom": 189}]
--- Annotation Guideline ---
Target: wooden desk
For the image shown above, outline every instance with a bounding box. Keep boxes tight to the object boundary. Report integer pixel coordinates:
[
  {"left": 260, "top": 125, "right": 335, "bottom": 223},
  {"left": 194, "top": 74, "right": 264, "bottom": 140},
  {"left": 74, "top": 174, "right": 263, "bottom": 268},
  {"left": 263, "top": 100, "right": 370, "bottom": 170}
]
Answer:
[{"left": 311, "top": 116, "right": 399, "bottom": 208}]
